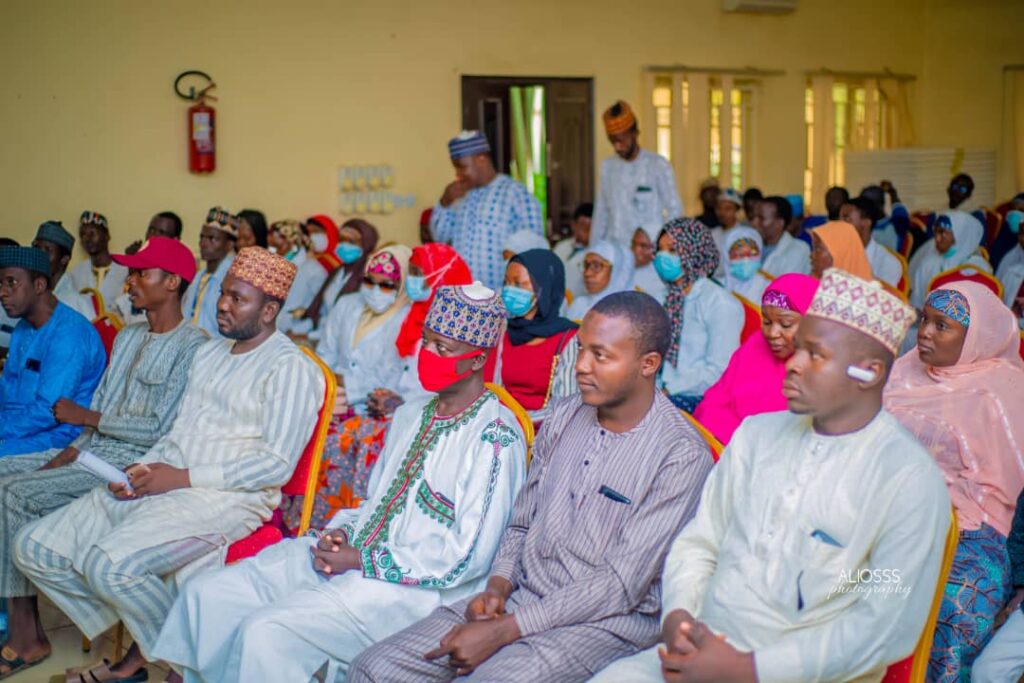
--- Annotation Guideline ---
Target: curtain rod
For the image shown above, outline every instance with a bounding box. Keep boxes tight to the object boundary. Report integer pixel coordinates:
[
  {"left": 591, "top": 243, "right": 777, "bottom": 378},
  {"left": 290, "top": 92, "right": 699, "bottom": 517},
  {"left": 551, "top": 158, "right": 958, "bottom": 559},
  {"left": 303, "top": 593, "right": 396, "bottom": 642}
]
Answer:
[
  {"left": 644, "top": 65, "right": 786, "bottom": 77},
  {"left": 806, "top": 68, "right": 916, "bottom": 82}
]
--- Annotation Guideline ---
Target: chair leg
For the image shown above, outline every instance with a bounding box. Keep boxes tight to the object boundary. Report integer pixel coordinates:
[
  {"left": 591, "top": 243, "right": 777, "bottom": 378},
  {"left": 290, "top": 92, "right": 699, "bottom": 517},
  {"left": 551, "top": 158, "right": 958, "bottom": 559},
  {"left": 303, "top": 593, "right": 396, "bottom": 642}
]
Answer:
[
  {"left": 81, "top": 635, "right": 91, "bottom": 652},
  {"left": 113, "top": 622, "right": 125, "bottom": 660}
]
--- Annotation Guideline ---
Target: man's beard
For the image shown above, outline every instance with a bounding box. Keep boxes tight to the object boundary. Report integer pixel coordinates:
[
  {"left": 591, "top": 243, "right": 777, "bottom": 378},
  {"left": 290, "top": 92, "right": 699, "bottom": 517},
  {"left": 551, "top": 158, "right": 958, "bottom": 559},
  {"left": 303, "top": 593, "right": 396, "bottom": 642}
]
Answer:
[{"left": 221, "top": 315, "right": 262, "bottom": 341}]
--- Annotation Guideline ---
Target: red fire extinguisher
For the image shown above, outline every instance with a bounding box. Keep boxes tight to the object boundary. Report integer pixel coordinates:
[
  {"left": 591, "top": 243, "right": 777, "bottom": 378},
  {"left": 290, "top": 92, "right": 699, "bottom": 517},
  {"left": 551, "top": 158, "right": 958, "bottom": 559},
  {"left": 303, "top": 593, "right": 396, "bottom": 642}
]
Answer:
[{"left": 175, "top": 71, "right": 217, "bottom": 174}]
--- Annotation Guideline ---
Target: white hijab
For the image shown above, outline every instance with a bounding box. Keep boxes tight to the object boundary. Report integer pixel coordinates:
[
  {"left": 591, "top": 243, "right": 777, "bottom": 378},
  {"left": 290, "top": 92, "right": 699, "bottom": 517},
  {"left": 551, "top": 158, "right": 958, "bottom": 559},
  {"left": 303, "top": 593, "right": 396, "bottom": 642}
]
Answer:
[
  {"left": 722, "top": 226, "right": 771, "bottom": 302},
  {"left": 565, "top": 240, "right": 635, "bottom": 320},
  {"left": 909, "top": 210, "right": 988, "bottom": 308},
  {"left": 503, "top": 230, "right": 550, "bottom": 256}
]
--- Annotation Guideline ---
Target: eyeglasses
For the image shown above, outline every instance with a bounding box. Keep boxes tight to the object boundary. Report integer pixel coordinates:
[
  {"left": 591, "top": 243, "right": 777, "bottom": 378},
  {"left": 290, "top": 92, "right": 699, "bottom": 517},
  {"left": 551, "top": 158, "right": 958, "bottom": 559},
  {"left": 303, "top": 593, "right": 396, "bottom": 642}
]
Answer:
[
  {"left": 583, "top": 258, "right": 610, "bottom": 273},
  {"left": 363, "top": 277, "right": 398, "bottom": 291},
  {"left": 630, "top": 241, "right": 655, "bottom": 252}
]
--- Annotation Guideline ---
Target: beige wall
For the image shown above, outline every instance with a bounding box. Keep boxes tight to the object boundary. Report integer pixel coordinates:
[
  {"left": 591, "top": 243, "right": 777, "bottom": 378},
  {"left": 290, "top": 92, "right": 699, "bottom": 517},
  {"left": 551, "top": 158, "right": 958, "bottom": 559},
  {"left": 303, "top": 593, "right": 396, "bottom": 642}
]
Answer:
[{"left": 1, "top": 0, "right": 1019, "bottom": 254}]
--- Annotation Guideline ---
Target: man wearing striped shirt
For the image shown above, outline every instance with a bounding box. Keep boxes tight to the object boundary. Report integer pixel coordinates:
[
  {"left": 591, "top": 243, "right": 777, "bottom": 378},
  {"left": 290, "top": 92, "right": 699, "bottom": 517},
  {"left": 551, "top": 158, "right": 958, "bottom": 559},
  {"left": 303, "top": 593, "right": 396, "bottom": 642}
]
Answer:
[
  {"left": 350, "top": 291, "right": 714, "bottom": 682},
  {"left": 12, "top": 248, "right": 324, "bottom": 683}
]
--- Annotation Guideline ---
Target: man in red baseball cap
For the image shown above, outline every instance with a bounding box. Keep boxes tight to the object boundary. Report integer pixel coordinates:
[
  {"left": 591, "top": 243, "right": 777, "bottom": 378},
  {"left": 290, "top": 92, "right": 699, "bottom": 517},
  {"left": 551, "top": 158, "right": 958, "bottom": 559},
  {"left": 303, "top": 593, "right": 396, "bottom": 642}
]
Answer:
[{"left": 0, "top": 237, "right": 210, "bottom": 679}]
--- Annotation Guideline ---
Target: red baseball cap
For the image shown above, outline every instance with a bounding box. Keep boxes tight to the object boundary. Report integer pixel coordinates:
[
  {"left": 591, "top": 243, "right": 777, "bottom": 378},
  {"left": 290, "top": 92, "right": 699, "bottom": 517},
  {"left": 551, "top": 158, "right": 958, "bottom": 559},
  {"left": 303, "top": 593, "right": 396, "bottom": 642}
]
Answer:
[{"left": 112, "top": 237, "right": 198, "bottom": 284}]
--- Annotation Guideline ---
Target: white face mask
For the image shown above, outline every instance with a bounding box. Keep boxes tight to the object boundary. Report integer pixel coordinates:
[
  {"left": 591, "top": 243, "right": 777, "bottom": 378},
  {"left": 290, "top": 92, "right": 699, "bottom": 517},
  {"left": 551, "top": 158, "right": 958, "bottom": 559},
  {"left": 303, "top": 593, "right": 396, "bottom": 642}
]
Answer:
[
  {"left": 362, "top": 284, "right": 397, "bottom": 314},
  {"left": 310, "top": 233, "right": 329, "bottom": 253}
]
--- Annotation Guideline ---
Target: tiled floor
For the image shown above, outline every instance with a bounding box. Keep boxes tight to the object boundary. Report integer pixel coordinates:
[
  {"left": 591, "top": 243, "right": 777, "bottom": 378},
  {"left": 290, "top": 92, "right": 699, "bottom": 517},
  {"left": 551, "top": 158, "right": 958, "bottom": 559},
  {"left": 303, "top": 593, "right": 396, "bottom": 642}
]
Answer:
[{"left": 7, "top": 598, "right": 168, "bottom": 683}]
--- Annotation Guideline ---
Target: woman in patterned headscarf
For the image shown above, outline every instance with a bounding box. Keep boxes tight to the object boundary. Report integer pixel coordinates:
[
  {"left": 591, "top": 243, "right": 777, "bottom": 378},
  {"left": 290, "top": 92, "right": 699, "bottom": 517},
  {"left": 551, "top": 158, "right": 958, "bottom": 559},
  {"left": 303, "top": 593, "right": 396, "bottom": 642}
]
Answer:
[
  {"left": 885, "top": 282, "right": 1024, "bottom": 682},
  {"left": 271, "top": 219, "right": 325, "bottom": 335},
  {"left": 653, "top": 217, "right": 745, "bottom": 413}
]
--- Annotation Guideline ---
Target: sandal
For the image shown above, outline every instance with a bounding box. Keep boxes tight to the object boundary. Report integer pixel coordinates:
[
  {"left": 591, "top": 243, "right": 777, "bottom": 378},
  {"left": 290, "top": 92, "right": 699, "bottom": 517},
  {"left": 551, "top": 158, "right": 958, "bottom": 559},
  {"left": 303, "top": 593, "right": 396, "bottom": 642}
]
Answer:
[
  {"left": 0, "top": 644, "right": 49, "bottom": 680},
  {"left": 63, "top": 660, "right": 149, "bottom": 683}
]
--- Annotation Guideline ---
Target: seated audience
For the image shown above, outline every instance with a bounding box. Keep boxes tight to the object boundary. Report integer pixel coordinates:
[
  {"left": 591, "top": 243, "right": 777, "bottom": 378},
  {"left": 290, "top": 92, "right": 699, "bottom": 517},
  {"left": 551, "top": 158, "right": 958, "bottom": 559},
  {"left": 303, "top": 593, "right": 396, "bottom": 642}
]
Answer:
[
  {"left": 801, "top": 186, "right": 849, "bottom": 230},
  {"left": 154, "top": 284, "right": 525, "bottom": 683},
  {"left": 564, "top": 240, "right": 634, "bottom": 321},
  {"left": 499, "top": 249, "right": 579, "bottom": 416},
  {"left": 630, "top": 226, "right": 667, "bottom": 303},
  {"left": 0, "top": 247, "right": 105, "bottom": 457},
  {"left": 117, "top": 211, "right": 185, "bottom": 324},
  {"left": 995, "top": 209, "right": 1024, "bottom": 315},
  {"left": 0, "top": 237, "right": 206, "bottom": 678},
  {"left": 181, "top": 207, "right": 239, "bottom": 338},
  {"left": 11, "top": 247, "right": 323, "bottom": 682},
  {"left": 236, "top": 209, "right": 269, "bottom": 249},
  {"left": 722, "top": 226, "right": 771, "bottom": 304},
  {"left": 317, "top": 246, "right": 412, "bottom": 412},
  {"left": 0, "top": 239, "right": 17, "bottom": 355},
  {"left": 553, "top": 202, "right": 592, "bottom": 298},
  {"left": 68, "top": 211, "right": 128, "bottom": 317},
  {"left": 991, "top": 195, "right": 1024, "bottom": 269},
  {"left": 501, "top": 229, "right": 549, "bottom": 261},
  {"left": 348, "top": 292, "right": 714, "bottom": 682},
  {"left": 299, "top": 218, "right": 379, "bottom": 333},
  {"left": 861, "top": 182, "right": 911, "bottom": 253},
  {"left": 283, "top": 243, "right": 472, "bottom": 530},
  {"left": 595, "top": 268, "right": 950, "bottom": 683},
  {"left": 841, "top": 196, "right": 904, "bottom": 289},
  {"left": 30, "top": 220, "right": 94, "bottom": 320},
  {"left": 694, "top": 178, "right": 721, "bottom": 228},
  {"left": 694, "top": 273, "right": 818, "bottom": 443},
  {"left": 908, "top": 211, "right": 990, "bottom": 308},
  {"left": 754, "top": 195, "right": 810, "bottom": 277},
  {"left": 710, "top": 188, "right": 748, "bottom": 278},
  {"left": 742, "top": 187, "right": 763, "bottom": 224},
  {"left": 809, "top": 220, "right": 874, "bottom": 280},
  {"left": 270, "top": 219, "right": 328, "bottom": 334},
  {"left": 884, "top": 283, "right": 1024, "bottom": 680},
  {"left": 972, "top": 486, "right": 1024, "bottom": 683},
  {"left": 655, "top": 218, "right": 743, "bottom": 413}
]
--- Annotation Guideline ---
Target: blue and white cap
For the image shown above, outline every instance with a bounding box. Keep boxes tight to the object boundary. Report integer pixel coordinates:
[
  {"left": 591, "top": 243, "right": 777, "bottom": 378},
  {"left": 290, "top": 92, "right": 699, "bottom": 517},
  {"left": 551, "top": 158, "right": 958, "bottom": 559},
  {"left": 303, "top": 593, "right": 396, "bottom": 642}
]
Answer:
[{"left": 448, "top": 130, "right": 492, "bottom": 160}]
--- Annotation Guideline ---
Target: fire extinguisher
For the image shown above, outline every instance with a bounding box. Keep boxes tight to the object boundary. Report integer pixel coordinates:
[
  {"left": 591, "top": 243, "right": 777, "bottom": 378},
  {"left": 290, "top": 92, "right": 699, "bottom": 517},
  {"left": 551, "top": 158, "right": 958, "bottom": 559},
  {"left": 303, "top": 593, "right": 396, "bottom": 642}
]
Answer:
[{"left": 175, "top": 70, "right": 217, "bottom": 174}]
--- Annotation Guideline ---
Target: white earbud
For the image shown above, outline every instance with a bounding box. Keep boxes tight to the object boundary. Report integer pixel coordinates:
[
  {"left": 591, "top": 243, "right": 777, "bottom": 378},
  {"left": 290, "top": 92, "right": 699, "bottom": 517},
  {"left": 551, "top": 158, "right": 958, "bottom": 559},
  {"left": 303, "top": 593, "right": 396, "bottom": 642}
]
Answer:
[{"left": 846, "top": 365, "right": 877, "bottom": 383}]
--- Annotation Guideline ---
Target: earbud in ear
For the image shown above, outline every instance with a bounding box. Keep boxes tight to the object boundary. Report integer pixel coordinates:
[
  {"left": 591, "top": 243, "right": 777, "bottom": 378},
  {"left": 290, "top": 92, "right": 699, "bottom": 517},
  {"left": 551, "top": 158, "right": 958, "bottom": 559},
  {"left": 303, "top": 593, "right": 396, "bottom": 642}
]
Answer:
[{"left": 846, "top": 365, "right": 877, "bottom": 383}]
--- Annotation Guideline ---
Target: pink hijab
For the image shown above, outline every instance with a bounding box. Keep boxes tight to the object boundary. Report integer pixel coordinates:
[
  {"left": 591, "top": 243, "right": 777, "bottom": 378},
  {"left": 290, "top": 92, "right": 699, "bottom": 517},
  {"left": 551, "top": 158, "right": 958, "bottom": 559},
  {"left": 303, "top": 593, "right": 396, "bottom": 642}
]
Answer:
[
  {"left": 885, "top": 281, "right": 1024, "bottom": 537},
  {"left": 694, "top": 273, "right": 819, "bottom": 444}
]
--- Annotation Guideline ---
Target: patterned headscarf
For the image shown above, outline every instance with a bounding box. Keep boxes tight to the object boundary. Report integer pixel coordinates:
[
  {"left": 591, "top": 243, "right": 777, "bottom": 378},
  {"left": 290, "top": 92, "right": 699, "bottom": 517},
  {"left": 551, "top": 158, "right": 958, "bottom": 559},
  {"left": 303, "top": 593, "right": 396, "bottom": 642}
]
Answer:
[
  {"left": 925, "top": 289, "right": 971, "bottom": 329},
  {"left": 365, "top": 250, "right": 402, "bottom": 281},
  {"left": 270, "top": 219, "right": 311, "bottom": 252},
  {"left": 660, "top": 217, "right": 720, "bottom": 365}
]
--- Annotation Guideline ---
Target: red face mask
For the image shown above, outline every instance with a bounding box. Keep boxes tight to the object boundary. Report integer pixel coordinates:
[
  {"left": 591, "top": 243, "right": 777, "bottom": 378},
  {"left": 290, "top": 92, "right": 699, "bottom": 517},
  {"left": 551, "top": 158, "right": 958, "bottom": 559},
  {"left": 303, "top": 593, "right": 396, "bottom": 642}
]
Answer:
[{"left": 417, "top": 346, "right": 483, "bottom": 392}]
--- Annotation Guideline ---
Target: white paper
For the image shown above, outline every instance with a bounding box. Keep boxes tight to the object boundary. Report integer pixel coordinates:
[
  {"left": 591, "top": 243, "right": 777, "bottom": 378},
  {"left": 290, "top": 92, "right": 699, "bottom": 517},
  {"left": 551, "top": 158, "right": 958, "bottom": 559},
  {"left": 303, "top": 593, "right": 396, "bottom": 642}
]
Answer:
[{"left": 77, "top": 450, "right": 132, "bottom": 492}]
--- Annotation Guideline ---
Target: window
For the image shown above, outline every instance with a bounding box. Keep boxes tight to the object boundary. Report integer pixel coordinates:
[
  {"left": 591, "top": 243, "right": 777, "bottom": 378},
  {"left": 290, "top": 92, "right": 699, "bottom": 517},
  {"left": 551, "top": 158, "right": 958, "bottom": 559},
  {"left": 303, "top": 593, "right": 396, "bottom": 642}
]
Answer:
[
  {"left": 805, "top": 77, "right": 894, "bottom": 208},
  {"left": 652, "top": 81, "right": 673, "bottom": 161}
]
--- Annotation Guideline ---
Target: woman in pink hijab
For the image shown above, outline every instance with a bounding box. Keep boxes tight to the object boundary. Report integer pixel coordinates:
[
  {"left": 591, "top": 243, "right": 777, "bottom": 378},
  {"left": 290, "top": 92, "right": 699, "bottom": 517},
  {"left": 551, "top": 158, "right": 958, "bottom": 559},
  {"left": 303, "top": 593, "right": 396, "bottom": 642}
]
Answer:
[
  {"left": 693, "top": 273, "right": 819, "bottom": 443},
  {"left": 884, "top": 281, "right": 1024, "bottom": 682}
]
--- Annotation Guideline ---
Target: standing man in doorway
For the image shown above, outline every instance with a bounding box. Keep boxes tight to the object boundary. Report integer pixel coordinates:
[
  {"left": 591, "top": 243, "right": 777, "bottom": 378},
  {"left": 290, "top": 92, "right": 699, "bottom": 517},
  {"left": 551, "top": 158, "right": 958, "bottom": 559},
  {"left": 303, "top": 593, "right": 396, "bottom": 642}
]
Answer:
[
  {"left": 591, "top": 101, "right": 683, "bottom": 247},
  {"left": 429, "top": 131, "right": 544, "bottom": 291}
]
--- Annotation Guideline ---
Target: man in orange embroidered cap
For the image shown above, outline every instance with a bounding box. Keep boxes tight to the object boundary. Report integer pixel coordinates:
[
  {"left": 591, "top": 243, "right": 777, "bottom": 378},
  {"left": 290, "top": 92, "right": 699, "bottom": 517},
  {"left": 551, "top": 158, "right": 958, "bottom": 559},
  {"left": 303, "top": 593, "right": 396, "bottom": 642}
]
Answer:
[
  {"left": 182, "top": 206, "right": 239, "bottom": 338},
  {"left": 591, "top": 101, "right": 683, "bottom": 247},
  {"left": 13, "top": 245, "right": 324, "bottom": 682},
  {"left": 594, "top": 268, "right": 951, "bottom": 683}
]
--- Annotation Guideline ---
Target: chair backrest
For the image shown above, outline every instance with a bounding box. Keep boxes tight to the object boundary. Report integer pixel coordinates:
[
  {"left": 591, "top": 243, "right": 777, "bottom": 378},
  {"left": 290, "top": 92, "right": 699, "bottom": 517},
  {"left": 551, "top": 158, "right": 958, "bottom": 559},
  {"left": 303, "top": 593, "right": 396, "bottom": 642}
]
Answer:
[
  {"left": 899, "top": 229, "right": 915, "bottom": 260},
  {"left": 883, "top": 245, "right": 911, "bottom": 298},
  {"left": 982, "top": 208, "right": 1003, "bottom": 249},
  {"left": 680, "top": 410, "right": 723, "bottom": 463},
  {"left": 285, "top": 347, "right": 337, "bottom": 537},
  {"left": 92, "top": 313, "right": 124, "bottom": 363},
  {"left": 927, "top": 266, "right": 1003, "bottom": 300},
  {"left": 881, "top": 508, "right": 959, "bottom": 683},
  {"left": 733, "top": 293, "right": 762, "bottom": 344},
  {"left": 485, "top": 382, "right": 535, "bottom": 466},
  {"left": 1018, "top": 331, "right": 1024, "bottom": 362}
]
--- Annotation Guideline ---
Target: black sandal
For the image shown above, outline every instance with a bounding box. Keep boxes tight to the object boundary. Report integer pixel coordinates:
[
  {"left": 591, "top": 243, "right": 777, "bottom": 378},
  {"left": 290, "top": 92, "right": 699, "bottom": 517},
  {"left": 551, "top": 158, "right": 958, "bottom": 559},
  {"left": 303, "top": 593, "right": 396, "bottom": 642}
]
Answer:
[{"left": 0, "top": 644, "right": 49, "bottom": 680}]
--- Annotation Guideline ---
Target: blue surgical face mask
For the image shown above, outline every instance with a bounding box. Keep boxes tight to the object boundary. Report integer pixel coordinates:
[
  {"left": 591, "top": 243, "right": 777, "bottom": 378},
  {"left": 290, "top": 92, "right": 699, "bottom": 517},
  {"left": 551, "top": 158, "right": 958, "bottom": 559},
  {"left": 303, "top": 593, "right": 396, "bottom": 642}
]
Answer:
[
  {"left": 654, "top": 251, "right": 683, "bottom": 283},
  {"left": 405, "top": 275, "right": 431, "bottom": 302},
  {"left": 335, "top": 242, "right": 363, "bottom": 265},
  {"left": 361, "top": 284, "right": 397, "bottom": 314},
  {"left": 1007, "top": 210, "right": 1023, "bottom": 234},
  {"left": 501, "top": 285, "right": 535, "bottom": 318},
  {"left": 728, "top": 257, "right": 761, "bottom": 281},
  {"left": 942, "top": 245, "right": 958, "bottom": 260}
]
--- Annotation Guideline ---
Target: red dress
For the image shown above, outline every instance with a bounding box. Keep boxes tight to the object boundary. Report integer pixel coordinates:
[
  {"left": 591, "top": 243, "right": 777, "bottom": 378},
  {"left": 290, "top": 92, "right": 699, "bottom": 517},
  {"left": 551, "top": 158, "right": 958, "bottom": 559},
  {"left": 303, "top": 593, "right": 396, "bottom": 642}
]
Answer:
[{"left": 499, "top": 329, "right": 576, "bottom": 411}]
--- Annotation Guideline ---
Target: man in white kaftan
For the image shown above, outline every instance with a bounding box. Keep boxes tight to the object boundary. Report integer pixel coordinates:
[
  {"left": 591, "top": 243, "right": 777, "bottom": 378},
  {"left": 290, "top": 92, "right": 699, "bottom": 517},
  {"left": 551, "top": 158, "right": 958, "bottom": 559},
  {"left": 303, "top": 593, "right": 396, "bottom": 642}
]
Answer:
[
  {"left": 12, "top": 247, "right": 322, "bottom": 676},
  {"left": 152, "top": 282, "right": 525, "bottom": 682},
  {"left": 592, "top": 269, "right": 951, "bottom": 683}
]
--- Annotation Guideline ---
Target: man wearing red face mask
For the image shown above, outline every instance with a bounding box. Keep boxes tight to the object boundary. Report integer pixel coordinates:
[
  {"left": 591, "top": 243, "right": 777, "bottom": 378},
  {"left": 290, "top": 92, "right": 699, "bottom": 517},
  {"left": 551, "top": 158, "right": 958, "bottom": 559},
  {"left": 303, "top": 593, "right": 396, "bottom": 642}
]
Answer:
[{"left": 153, "top": 282, "right": 528, "bottom": 683}]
